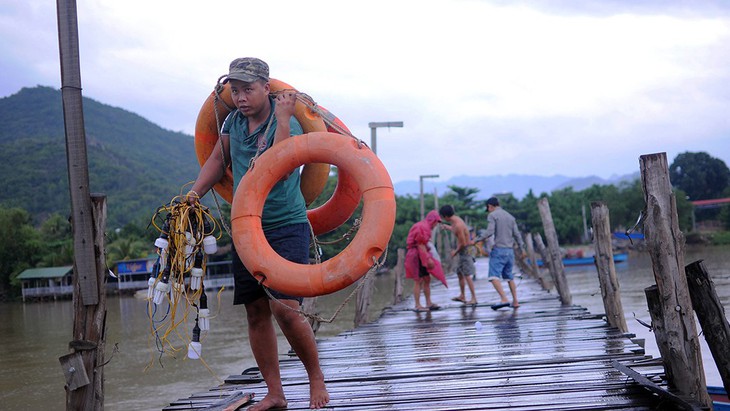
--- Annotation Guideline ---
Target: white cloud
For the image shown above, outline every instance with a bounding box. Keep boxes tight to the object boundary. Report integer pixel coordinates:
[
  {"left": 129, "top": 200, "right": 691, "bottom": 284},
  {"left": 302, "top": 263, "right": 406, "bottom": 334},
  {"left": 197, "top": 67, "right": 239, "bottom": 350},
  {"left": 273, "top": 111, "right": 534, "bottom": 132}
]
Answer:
[{"left": 2, "top": 0, "right": 729, "bottom": 184}]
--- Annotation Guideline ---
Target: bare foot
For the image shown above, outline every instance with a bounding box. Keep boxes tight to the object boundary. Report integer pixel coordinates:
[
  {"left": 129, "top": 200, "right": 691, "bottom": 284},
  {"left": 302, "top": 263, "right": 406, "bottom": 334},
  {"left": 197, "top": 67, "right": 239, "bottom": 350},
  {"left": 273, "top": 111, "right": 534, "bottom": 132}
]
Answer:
[
  {"left": 466, "top": 299, "right": 477, "bottom": 306},
  {"left": 309, "top": 378, "right": 330, "bottom": 409},
  {"left": 247, "top": 393, "right": 287, "bottom": 411}
]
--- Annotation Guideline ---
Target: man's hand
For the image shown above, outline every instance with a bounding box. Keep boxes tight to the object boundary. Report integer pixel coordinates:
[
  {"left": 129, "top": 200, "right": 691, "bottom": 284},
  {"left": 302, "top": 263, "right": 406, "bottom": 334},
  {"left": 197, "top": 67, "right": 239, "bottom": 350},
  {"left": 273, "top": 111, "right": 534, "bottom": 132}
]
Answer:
[
  {"left": 274, "top": 92, "right": 297, "bottom": 121},
  {"left": 186, "top": 190, "right": 200, "bottom": 206},
  {"left": 426, "top": 258, "right": 435, "bottom": 269}
]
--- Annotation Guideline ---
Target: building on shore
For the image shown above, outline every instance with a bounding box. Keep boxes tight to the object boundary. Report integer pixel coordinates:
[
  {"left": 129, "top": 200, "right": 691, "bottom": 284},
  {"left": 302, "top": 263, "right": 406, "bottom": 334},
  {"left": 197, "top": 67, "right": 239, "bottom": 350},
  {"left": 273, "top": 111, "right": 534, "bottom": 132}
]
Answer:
[{"left": 16, "top": 266, "right": 73, "bottom": 302}]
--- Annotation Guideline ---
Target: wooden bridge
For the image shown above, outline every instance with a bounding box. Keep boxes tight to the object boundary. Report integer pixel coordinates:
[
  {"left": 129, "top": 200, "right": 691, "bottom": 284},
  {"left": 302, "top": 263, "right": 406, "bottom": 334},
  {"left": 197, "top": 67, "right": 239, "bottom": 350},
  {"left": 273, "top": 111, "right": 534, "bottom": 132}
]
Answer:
[{"left": 163, "top": 261, "right": 693, "bottom": 410}]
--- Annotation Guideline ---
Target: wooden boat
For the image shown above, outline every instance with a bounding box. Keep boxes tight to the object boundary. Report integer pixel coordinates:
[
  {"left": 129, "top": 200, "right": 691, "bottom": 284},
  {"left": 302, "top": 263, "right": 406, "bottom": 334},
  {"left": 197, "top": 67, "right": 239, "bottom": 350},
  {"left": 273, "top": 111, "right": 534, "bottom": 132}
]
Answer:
[
  {"left": 534, "top": 252, "right": 628, "bottom": 267},
  {"left": 709, "top": 386, "right": 730, "bottom": 410}
]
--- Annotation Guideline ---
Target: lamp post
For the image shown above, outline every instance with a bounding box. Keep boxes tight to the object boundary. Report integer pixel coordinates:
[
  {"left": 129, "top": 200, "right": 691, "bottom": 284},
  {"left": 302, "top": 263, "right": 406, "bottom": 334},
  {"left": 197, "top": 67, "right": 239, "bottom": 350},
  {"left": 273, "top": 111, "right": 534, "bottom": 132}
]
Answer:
[
  {"left": 419, "top": 174, "right": 439, "bottom": 220},
  {"left": 368, "top": 121, "right": 403, "bottom": 155}
]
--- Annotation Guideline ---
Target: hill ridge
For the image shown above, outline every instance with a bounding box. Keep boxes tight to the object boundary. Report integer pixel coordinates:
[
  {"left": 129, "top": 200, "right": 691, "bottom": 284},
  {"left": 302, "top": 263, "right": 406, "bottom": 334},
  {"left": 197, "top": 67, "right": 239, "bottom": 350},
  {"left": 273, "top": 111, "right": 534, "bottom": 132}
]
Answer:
[{"left": 0, "top": 86, "right": 199, "bottom": 228}]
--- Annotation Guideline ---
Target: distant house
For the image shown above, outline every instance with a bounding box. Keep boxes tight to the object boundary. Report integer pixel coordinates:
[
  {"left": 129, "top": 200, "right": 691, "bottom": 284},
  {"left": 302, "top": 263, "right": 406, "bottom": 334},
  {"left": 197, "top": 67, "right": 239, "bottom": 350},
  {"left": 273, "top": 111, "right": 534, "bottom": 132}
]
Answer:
[
  {"left": 111, "top": 255, "right": 158, "bottom": 293},
  {"left": 110, "top": 255, "right": 234, "bottom": 294},
  {"left": 16, "top": 266, "right": 74, "bottom": 302}
]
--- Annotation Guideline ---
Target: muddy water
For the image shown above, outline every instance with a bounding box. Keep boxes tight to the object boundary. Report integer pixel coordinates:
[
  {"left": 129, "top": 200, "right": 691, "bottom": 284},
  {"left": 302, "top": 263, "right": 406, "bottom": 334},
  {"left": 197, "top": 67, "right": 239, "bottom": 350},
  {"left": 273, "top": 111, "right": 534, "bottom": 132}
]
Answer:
[{"left": 1, "top": 244, "right": 728, "bottom": 410}]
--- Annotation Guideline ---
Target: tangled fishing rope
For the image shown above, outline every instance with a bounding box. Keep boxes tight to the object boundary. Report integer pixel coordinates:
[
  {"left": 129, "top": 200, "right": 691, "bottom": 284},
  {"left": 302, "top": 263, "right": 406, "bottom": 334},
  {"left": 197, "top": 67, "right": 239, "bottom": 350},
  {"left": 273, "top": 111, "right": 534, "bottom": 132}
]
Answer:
[{"left": 145, "top": 188, "right": 222, "bottom": 373}]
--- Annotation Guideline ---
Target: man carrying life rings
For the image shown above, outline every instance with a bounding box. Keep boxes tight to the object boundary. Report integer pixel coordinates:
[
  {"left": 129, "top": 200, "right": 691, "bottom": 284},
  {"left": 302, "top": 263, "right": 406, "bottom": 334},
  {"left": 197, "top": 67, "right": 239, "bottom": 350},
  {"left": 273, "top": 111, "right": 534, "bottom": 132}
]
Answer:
[{"left": 187, "top": 57, "right": 329, "bottom": 411}]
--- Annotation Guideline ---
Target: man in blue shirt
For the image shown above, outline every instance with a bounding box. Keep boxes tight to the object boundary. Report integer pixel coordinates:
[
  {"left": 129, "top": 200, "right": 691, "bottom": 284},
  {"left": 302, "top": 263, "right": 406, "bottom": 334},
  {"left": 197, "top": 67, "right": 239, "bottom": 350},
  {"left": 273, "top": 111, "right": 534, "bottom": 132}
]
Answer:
[{"left": 188, "top": 57, "right": 328, "bottom": 410}]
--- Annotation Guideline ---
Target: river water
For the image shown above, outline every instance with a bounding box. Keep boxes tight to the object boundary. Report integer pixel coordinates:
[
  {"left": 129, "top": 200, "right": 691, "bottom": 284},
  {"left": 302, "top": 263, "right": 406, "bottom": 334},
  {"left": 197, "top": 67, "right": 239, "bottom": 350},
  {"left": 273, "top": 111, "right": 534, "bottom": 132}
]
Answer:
[{"left": 1, "top": 245, "right": 728, "bottom": 410}]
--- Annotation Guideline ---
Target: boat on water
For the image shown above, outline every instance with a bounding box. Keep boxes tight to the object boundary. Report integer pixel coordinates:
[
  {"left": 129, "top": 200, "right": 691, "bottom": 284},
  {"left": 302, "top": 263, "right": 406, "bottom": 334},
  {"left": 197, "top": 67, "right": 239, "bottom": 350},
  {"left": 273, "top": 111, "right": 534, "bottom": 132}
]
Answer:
[
  {"left": 709, "top": 386, "right": 730, "bottom": 411},
  {"left": 534, "top": 252, "right": 628, "bottom": 267}
]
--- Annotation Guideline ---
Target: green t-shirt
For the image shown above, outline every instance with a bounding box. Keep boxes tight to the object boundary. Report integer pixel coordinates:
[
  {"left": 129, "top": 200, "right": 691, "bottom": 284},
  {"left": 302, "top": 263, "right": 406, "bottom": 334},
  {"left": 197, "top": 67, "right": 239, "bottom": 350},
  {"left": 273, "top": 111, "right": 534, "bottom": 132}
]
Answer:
[{"left": 222, "top": 99, "right": 308, "bottom": 231}]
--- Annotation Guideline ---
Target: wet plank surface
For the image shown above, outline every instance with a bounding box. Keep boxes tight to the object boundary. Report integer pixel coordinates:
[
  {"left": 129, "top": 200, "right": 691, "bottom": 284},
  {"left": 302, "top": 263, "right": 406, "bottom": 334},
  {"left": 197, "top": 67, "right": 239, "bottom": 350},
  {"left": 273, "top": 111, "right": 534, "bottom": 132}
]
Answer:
[{"left": 165, "top": 259, "right": 672, "bottom": 410}]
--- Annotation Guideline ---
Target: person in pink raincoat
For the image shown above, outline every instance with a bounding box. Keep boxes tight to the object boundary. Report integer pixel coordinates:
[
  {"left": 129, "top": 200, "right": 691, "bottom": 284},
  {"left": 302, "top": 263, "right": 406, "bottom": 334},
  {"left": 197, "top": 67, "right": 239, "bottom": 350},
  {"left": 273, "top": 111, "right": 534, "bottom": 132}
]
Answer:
[{"left": 405, "top": 210, "right": 447, "bottom": 312}]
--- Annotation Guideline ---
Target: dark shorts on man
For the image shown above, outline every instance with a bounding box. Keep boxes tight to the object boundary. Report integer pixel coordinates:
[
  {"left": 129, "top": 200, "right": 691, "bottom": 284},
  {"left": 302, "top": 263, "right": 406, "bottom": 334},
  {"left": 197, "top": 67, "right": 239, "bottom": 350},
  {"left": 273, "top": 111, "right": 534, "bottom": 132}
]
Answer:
[
  {"left": 418, "top": 256, "right": 430, "bottom": 278},
  {"left": 456, "top": 251, "right": 476, "bottom": 277},
  {"left": 232, "top": 222, "right": 309, "bottom": 305}
]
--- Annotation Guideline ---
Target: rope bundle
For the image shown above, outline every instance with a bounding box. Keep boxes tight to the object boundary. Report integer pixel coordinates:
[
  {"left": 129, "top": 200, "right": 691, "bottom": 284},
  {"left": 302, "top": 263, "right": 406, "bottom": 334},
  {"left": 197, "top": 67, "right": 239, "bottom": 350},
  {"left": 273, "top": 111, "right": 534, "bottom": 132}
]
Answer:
[{"left": 145, "top": 190, "right": 221, "bottom": 370}]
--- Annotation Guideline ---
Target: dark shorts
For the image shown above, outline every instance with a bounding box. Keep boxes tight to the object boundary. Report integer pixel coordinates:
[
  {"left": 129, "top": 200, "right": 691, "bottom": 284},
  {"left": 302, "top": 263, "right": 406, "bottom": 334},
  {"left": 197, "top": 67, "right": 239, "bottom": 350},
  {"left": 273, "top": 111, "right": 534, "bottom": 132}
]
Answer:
[
  {"left": 232, "top": 222, "right": 310, "bottom": 305},
  {"left": 418, "top": 254, "right": 430, "bottom": 278},
  {"left": 456, "top": 252, "right": 476, "bottom": 277}
]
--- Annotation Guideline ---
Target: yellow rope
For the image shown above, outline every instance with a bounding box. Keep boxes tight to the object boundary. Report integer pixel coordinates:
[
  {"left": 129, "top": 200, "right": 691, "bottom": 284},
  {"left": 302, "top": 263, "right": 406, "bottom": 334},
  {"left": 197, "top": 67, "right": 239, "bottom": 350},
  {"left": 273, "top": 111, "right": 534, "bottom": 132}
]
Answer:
[{"left": 144, "top": 187, "right": 221, "bottom": 376}]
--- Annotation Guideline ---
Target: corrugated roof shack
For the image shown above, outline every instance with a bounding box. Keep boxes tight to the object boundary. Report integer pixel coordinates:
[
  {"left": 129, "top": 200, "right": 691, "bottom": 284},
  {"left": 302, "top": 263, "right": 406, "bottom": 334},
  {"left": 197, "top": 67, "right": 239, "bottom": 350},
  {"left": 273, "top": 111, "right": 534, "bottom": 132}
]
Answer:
[{"left": 16, "top": 266, "right": 73, "bottom": 302}]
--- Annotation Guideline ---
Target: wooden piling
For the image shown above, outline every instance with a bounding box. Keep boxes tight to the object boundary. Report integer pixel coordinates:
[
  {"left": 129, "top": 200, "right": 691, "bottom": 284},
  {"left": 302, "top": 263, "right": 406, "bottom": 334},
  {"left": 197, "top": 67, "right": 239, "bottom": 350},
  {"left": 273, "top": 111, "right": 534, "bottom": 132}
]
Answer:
[
  {"left": 393, "top": 248, "right": 406, "bottom": 305},
  {"left": 537, "top": 197, "right": 571, "bottom": 305},
  {"left": 532, "top": 232, "right": 555, "bottom": 290},
  {"left": 523, "top": 233, "right": 548, "bottom": 290},
  {"left": 62, "top": 195, "right": 107, "bottom": 410},
  {"left": 439, "top": 228, "right": 454, "bottom": 274},
  {"left": 354, "top": 271, "right": 375, "bottom": 328},
  {"left": 590, "top": 202, "right": 628, "bottom": 333},
  {"left": 639, "top": 152, "right": 711, "bottom": 408},
  {"left": 685, "top": 260, "right": 730, "bottom": 396}
]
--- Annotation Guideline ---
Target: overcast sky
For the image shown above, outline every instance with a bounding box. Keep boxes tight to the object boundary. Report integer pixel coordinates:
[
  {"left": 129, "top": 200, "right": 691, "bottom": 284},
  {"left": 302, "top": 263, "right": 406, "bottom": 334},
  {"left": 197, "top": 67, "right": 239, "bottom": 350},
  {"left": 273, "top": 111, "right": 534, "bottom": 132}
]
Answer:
[{"left": 2, "top": 0, "right": 729, "bottom": 185}]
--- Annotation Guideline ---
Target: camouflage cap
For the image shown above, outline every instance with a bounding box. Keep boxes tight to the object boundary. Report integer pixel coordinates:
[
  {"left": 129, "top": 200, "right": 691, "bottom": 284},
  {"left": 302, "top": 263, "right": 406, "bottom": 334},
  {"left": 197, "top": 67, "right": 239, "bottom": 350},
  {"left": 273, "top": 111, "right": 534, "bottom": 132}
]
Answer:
[{"left": 224, "top": 57, "right": 269, "bottom": 83}]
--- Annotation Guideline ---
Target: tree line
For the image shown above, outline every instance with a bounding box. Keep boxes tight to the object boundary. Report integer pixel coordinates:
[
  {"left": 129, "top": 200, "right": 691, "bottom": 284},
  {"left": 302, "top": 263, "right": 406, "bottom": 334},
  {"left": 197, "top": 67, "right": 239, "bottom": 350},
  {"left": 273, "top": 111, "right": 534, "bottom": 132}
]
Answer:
[{"left": 2, "top": 151, "right": 728, "bottom": 300}]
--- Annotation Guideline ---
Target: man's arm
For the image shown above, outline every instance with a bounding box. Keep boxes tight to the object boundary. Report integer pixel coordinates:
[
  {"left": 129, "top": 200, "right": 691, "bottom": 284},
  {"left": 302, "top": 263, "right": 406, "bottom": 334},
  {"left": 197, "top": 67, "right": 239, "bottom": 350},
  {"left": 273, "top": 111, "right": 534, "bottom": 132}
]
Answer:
[
  {"left": 188, "top": 135, "right": 230, "bottom": 204},
  {"left": 451, "top": 224, "right": 472, "bottom": 257},
  {"left": 272, "top": 92, "right": 298, "bottom": 146},
  {"left": 512, "top": 220, "right": 527, "bottom": 258}
]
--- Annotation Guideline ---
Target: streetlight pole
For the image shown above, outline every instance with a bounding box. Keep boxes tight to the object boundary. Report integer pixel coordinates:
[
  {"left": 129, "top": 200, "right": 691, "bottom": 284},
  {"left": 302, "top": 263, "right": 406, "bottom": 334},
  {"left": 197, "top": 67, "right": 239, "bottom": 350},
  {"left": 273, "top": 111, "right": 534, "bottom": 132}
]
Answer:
[
  {"left": 419, "top": 174, "right": 439, "bottom": 220},
  {"left": 368, "top": 121, "right": 403, "bottom": 155}
]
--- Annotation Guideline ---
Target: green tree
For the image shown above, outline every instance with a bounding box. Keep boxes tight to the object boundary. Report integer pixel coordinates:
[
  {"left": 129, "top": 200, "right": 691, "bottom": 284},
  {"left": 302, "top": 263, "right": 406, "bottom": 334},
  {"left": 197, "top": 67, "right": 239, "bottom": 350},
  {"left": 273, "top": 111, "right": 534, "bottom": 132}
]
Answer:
[
  {"left": 0, "top": 208, "right": 43, "bottom": 298},
  {"left": 440, "top": 185, "right": 482, "bottom": 229},
  {"left": 38, "top": 213, "right": 74, "bottom": 267},
  {"left": 106, "top": 237, "right": 150, "bottom": 262},
  {"left": 669, "top": 151, "right": 730, "bottom": 201}
]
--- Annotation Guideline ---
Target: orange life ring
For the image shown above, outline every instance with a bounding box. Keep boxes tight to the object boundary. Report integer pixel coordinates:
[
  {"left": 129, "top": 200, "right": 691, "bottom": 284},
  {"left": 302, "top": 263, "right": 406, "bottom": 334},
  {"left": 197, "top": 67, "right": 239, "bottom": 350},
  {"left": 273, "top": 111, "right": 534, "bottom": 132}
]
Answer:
[
  {"left": 193, "top": 79, "right": 330, "bottom": 205},
  {"left": 304, "top": 105, "right": 362, "bottom": 234},
  {"left": 231, "top": 131, "right": 395, "bottom": 297}
]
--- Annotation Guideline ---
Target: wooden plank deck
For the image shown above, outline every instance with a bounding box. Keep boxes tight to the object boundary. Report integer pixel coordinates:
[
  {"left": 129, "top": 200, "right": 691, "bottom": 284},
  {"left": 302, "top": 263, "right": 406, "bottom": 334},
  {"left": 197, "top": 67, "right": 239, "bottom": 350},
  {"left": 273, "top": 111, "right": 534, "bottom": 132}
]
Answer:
[{"left": 164, "top": 261, "right": 679, "bottom": 410}]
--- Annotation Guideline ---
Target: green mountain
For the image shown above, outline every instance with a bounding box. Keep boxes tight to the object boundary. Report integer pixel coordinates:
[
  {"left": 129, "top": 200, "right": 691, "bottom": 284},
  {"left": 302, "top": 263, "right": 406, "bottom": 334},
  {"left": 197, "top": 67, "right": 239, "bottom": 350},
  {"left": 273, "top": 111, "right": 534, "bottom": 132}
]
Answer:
[{"left": 0, "top": 86, "right": 201, "bottom": 229}]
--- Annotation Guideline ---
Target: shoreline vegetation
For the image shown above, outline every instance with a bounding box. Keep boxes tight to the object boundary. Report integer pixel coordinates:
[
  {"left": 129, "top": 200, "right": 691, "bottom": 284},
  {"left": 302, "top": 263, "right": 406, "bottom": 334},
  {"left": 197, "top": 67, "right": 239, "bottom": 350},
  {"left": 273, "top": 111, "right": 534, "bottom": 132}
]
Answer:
[{"left": 2, "top": 155, "right": 728, "bottom": 302}]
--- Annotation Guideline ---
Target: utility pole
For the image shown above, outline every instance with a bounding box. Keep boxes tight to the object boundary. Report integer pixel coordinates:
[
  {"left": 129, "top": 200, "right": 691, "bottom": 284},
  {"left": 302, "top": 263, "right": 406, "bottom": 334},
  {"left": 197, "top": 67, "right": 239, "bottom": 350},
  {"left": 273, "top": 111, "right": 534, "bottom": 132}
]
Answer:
[
  {"left": 368, "top": 121, "right": 403, "bottom": 155},
  {"left": 57, "top": 1, "right": 107, "bottom": 409}
]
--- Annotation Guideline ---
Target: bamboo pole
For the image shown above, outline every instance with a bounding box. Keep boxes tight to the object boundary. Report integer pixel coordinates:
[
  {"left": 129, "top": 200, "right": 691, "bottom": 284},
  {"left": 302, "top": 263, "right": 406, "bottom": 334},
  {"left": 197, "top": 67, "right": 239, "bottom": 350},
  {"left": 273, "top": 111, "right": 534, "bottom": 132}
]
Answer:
[
  {"left": 537, "top": 198, "right": 571, "bottom": 305},
  {"left": 685, "top": 260, "right": 730, "bottom": 396},
  {"left": 590, "top": 202, "right": 628, "bottom": 333},
  {"left": 640, "top": 152, "right": 710, "bottom": 408}
]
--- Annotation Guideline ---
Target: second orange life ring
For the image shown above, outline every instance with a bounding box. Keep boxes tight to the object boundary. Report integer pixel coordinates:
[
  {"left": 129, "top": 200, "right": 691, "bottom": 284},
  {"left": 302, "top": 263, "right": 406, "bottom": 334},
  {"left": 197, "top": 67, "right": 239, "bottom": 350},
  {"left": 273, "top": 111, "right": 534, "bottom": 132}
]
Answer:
[
  {"left": 231, "top": 131, "right": 395, "bottom": 297},
  {"left": 193, "top": 78, "right": 330, "bottom": 205},
  {"left": 305, "top": 105, "right": 362, "bottom": 234}
]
